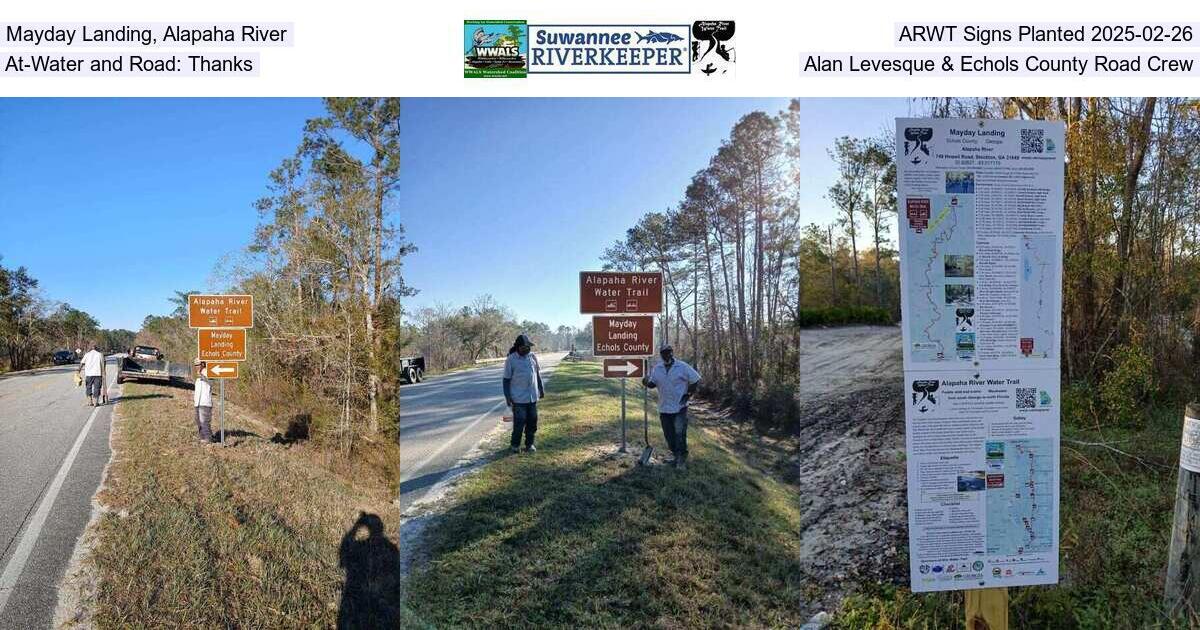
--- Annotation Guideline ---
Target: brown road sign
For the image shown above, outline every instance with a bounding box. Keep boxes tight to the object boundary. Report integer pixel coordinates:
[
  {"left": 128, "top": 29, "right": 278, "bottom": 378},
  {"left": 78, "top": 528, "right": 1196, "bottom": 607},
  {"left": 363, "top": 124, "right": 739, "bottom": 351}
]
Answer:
[
  {"left": 197, "top": 329, "right": 247, "bottom": 362},
  {"left": 602, "top": 358, "right": 645, "bottom": 379},
  {"left": 202, "top": 362, "right": 240, "bottom": 379},
  {"left": 188, "top": 294, "right": 254, "bottom": 329},
  {"left": 580, "top": 271, "right": 663, "bottom": 314},
  {"left": 593, "top": 315, "right": 654, "bottom": 357}
]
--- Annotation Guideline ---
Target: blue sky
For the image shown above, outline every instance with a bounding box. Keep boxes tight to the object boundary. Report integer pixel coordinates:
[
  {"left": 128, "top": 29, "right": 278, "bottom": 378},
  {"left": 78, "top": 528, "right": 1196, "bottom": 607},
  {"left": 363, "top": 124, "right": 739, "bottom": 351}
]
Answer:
[
  {"left": 0, "top": 97, "right": 915, "bottom": 332},
  {"left": 401, "top": 97, "right": 918, "bottom": 329},
  {"left": 0, "top": 98, "right": 324, "bottom": 330},
  {"left": 798, "top": 97, "right": 916, "bottom": 227},
  {"left": 400, "top": 98, "right": 792, "bottom": 329}
]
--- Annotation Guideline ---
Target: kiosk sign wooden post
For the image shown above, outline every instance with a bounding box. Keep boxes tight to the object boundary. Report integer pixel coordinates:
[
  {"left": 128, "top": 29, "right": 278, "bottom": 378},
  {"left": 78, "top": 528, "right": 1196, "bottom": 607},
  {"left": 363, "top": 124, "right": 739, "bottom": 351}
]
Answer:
[{"left": 188, "top": 294, "right": 254, "bottom": 446}]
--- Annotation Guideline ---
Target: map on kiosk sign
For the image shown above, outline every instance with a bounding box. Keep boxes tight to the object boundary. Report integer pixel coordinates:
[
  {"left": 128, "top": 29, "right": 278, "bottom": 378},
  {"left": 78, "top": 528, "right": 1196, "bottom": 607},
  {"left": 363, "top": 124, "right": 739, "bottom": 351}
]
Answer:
[
  {"left": 579, "top": 271, "right": 663, "bottom": 314},
  {"left": 188, "top": 294, "right": 254, "bottom": 329},
  {"left": 592, "top": 315, "right": 654, "bottom": 356}
]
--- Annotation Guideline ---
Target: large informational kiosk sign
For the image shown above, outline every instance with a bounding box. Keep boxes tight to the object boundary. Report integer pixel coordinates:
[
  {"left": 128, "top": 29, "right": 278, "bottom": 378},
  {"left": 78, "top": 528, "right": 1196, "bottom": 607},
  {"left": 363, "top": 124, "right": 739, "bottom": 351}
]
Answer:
[{"left": 896, "top": 118, "right": 1064, "bottom": 592}]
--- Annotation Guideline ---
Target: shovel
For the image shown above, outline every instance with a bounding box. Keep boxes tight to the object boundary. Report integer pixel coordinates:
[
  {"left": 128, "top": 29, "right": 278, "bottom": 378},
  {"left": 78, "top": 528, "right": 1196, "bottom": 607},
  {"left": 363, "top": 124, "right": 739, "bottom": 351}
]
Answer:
[{"left": 638, "top": 368, "right": 654, "bottom": 466}]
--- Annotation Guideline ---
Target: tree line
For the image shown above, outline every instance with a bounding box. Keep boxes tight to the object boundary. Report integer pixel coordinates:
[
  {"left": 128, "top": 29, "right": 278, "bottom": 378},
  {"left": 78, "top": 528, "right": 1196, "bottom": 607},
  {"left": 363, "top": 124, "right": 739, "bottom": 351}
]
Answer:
[
  {"left": 800, "top": 97, "right": 1200, "bottom": 418},
  {"left": 602, "top": 101, "right": 803, "bottom": 431},
  {"left": 401, "top": 295, "right": 586, "bottom": 373},
  {"left": 0, "top": 259, "right": 135, "bottom": 371},
  {"left": 799, "top": 134, "right": 900, "bottom": 320}
]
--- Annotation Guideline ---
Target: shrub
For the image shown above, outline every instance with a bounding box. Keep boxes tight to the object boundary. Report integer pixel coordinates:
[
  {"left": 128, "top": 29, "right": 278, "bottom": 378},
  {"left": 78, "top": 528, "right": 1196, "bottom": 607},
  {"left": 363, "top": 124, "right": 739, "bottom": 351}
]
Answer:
[
  {"left": 1099, "top": 343, "right": 1156, "bottom": 427},
  {"left": 754, "top": 379, "right": 801, "bottom": 433},
  {"left": 799, "top": 306, "right": 894, "bottom": 328}
]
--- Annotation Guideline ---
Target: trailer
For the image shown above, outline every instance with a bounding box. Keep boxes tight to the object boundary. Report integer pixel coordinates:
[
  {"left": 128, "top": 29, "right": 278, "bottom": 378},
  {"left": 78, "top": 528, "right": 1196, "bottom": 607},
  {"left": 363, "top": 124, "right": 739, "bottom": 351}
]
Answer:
[
  {"left": 117, "top": 345, "right": 192, "bottom": 385},
  {"left": 400, "top": 356, "right": 425, "bottom": 384}
]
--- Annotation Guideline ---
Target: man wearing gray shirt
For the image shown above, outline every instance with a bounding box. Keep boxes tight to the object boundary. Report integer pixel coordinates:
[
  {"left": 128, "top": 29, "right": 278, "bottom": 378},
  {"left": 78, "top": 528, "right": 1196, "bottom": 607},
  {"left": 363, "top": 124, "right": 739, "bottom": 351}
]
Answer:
[
  {"left": 503, "top": 334, "right": 544, "bottom": 453},
  {"left": 642, "top": 345, "right": 701, "bottom": 470}
]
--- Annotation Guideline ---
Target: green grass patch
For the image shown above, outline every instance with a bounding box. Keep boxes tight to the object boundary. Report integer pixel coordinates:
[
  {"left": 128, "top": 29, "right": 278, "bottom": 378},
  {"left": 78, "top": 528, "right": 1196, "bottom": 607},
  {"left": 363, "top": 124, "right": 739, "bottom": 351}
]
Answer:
[
  {"left": 404, "top": 360, "right": 807, "bottom": 628},
  {"left": 833, "top": 396, "right": 1196, "bottom": 629},
  {"left": 90, "top": 382, "right": 399, "bottom": 629}
]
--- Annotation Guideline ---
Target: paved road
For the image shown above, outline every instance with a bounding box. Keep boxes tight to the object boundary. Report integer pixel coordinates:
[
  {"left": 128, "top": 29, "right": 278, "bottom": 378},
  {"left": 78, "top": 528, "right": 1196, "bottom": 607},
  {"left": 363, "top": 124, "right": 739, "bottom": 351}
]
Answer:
[
  {"left": 399, "top": 352, "right": 566, "bottom": 512},
  {"left": 0, "top": 360, "right": 117, "bottom": 630}
]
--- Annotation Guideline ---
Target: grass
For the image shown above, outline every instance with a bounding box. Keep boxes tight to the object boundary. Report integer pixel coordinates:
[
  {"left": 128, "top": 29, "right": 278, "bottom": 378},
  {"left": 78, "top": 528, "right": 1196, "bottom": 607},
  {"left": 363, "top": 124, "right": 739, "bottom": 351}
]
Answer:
[
  {"left": 86, "top": 381, "right": 399, "bottom": 629},
  {"left": 403, "top": 360, "right": 807, "bottom": 629},
  {"left": 832, "top": 394, "right": 1196, "bottom": 629}
]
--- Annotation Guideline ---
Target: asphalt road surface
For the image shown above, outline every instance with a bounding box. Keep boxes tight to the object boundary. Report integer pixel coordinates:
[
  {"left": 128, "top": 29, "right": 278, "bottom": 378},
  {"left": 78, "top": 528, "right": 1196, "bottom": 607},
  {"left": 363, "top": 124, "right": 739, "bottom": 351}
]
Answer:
[
  {"left": 0, "top": 359, "right": 118, "bottom": 630},
  {"left": 399, "top": 352, "right": 566, "bottom": 512}
]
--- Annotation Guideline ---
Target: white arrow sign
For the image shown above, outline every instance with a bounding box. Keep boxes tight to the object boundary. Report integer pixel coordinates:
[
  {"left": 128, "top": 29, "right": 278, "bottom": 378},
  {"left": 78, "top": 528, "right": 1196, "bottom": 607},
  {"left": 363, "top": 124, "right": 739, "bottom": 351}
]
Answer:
[
  {"left": 212, "top": 365, "right": 234, "bottom": 375},
  {"left": 610, "top": 361, "right": 638, "bottom": 375}
]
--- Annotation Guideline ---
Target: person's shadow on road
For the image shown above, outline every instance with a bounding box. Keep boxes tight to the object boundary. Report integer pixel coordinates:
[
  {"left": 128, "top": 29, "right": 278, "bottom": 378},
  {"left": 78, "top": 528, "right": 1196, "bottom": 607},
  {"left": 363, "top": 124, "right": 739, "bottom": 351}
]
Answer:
[{"left": 337, "top": 512, "right": 400, "bottom": 629}]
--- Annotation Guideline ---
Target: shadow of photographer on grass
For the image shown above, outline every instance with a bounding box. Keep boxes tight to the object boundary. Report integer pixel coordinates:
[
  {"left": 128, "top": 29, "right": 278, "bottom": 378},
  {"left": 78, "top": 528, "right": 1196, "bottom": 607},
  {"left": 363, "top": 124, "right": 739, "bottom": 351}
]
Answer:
[{"left": 337, "top": 511, "right": 400, "bottom": 629}]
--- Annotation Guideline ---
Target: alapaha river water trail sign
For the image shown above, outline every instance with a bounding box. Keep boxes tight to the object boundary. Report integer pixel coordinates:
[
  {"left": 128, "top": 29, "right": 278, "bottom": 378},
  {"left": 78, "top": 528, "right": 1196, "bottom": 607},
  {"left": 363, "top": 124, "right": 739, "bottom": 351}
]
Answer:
[{"left": 896, "top": 118, "right": 1064, "bottom": 592}]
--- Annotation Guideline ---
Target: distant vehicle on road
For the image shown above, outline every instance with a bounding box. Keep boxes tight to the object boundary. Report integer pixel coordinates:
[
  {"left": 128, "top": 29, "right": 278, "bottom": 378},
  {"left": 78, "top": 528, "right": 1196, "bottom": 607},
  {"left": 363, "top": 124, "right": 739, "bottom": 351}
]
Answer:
[
  {"left": 401, "top": 356, "right": 425, "bottom": 384},
  {"left": 52, "top": 350, "right": 77, "bottom": 365},
  {"left": 117, "top": 345, "right": 191, "bottom": 385}
]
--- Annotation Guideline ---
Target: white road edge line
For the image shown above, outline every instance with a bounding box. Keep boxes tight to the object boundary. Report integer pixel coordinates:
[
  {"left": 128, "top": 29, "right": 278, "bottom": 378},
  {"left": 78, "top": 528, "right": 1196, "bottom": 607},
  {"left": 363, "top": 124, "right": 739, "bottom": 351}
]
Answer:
[
  {"left": 398, "top": 361, "right": 560, "bottom": 485},
  {"left": 0, "top": 366, "right": 112, "bottom": 614}
]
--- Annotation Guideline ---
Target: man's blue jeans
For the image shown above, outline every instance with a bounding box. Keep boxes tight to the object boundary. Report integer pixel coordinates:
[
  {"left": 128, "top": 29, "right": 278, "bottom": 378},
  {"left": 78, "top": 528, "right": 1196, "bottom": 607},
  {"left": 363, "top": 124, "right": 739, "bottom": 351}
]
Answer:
[
  {"left": 658, "top": 408, "right": 688, "bottom": 460},
  {"left": 511, "top": 402, "right": 538, "bottom": 448}
]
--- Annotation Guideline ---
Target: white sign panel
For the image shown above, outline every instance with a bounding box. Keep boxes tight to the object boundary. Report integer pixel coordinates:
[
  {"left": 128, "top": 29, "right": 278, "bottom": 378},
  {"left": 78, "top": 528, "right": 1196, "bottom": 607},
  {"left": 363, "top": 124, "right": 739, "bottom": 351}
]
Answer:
[
  {"left": 897, "top": 117, "right": 1064, "bottom": 592},
  {"left": 897, "top": 118, "right": 1064, "bottom": 370}
]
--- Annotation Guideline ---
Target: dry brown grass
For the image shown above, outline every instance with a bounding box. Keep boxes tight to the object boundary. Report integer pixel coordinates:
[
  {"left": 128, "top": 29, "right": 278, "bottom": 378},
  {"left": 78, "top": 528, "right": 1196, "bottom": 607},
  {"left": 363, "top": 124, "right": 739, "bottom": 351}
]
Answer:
[{"left": 88, "top": 381, "right": 398, "bottom": 628}]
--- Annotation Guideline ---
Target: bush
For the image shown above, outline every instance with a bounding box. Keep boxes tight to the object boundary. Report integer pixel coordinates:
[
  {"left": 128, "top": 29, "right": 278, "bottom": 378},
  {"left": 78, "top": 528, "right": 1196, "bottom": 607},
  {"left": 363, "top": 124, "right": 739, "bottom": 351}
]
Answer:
[
  {"left": 1099, "top": 343, "right": 1156, "bottom": 427},
  {"left": 754, "top": 379, "right": 801, "bottom": 433},
  {"left": 799, "top": 306, "right": 894, "bottom": 328}
]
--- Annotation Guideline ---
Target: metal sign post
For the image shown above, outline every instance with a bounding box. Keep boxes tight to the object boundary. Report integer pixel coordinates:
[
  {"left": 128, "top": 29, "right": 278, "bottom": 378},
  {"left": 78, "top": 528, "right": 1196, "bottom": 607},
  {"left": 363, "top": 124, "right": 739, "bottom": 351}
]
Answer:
[
  {"left": 581, "top": 271, "right": 662, "bottom": 457},
  {"left": 189, "top": 293, "right": 253, "bottom": 449},
  {"left": 220, "top": 379, "right": 226, "bottom": 446},
  {"left": 619, "top": 377, "right": 627, "bottom": 453}
]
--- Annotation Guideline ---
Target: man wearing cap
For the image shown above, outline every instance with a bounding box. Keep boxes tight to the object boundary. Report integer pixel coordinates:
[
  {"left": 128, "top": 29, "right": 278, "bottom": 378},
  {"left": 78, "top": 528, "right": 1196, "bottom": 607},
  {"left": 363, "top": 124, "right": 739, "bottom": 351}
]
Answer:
[
  {"left": 193, "top": 359, "right": 215, "bottom": 445},
  {"left": 642, "top": 345, "right": 701, "bottom": 470},
  {"left": 503, "top": 334, "right": 544, "bottom": 453},
  {"left": 77, "top": 343, "right": 107, "bottom": 406}
]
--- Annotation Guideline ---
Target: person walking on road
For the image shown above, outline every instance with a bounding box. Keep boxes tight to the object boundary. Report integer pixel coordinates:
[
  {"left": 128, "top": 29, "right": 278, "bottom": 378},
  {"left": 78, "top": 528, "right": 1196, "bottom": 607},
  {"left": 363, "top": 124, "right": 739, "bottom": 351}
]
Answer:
[
  {"left": 193, "top": 359, "right": 216, "bottom": 445},
  {"left": 77, "top": 343, "right": 106, "bottom": 407},
  {"left": 642, "top": 345, "right": 701, "bottom": 470},
  {"left": 503, "top": 334, "right": 544, "bottom": 454}
]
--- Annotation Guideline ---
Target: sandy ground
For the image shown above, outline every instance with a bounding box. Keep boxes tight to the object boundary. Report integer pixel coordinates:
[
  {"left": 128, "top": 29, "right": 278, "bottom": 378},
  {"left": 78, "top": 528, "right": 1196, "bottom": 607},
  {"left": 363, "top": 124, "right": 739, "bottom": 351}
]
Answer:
[
  {"left": 797, "top": 325, "right": 907, "bottom": 606},
  {"left": 800, "top": 325, "right": 903, "bottom": 403}
]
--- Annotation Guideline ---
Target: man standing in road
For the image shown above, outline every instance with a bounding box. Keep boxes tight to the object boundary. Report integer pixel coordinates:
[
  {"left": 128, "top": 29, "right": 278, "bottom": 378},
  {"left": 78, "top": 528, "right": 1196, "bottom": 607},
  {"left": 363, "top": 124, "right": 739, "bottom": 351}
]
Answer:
[
  {"left": 193, "top": 359, "right": 215, "bottom": 445},
  {"left": 77, "top": 343, "right": 106, "bottom": 407},
  {"left": 503, "top": 334, "right": 544, "bottom": 454},
  {"left": 642, "top": 345, "right": 701, "bottom": 470}
]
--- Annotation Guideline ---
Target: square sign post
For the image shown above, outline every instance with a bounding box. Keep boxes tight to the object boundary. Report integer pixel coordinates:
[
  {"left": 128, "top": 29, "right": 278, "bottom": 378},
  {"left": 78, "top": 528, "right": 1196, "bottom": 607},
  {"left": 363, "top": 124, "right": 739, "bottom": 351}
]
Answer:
[
  {"left": 583, "top": 272, "right": 662, "bottom": 455},
  {"left": 188, "top": 294, "right": 254, "bottom": 446},
  {"left": 896, "top": 118, "right": 1064, "bottom": 629}
]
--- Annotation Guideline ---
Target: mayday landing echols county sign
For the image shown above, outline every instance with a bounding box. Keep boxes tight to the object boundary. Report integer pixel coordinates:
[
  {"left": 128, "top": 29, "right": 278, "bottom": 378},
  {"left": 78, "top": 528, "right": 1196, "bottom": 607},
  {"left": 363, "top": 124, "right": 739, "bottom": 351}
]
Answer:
[
  {"left": 197, "top": 328, "right": 247, "bottom": 362},
  {"left": 592, "top": 315, "right": 654, "bottom": 356},
  {"left": 602, "top": 358, "right": 645, "bottom": 379},
  {"left": 188, "top": 294, "right": 254, "bottom": 329},
  {"left": 579, "top": 271, "right": 663, "bottom": 314}
]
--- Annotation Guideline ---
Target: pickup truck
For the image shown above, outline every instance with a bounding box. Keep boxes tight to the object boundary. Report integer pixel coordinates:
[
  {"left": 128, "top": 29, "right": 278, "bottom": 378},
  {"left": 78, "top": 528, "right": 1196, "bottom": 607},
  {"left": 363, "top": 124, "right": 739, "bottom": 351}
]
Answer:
[
  {"left": 400, "top": 356, "right": 425, "bottom": 384},
  {"left": 116, "top": 345, "right": 192, "bottom": 385}
]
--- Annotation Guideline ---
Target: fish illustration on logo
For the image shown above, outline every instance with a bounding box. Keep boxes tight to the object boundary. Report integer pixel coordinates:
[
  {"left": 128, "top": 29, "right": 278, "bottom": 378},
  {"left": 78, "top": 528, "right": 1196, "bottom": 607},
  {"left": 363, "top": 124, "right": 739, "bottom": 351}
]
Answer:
[{"left": 636, "top": 30, "right": 685, "bottom": 44}]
